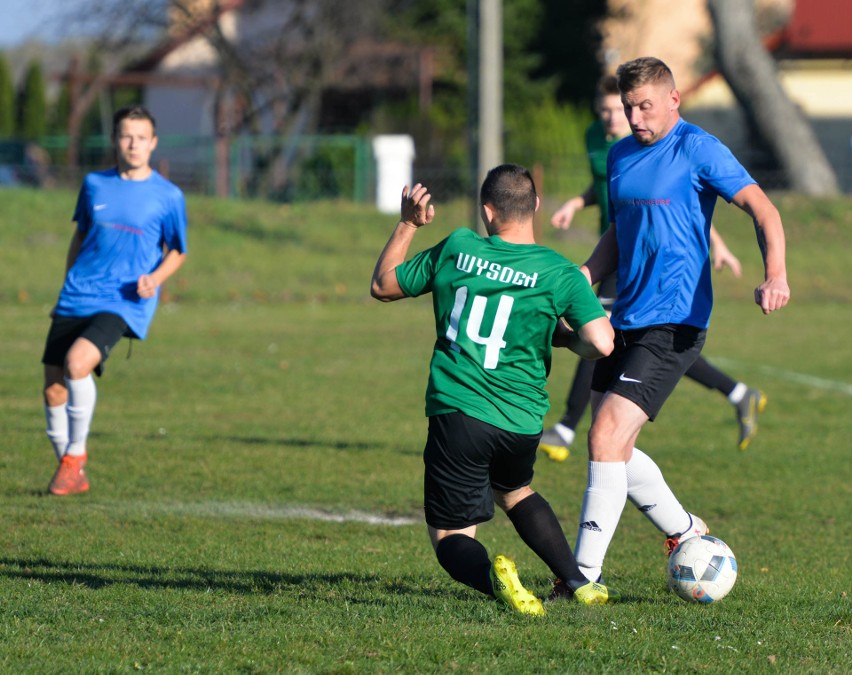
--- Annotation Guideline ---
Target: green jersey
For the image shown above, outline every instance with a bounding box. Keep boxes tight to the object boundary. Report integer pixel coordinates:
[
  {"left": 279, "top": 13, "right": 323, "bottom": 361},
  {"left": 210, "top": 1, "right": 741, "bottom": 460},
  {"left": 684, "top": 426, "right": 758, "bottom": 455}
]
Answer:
[
  {"left": 395, "top": 228, "right": 606, "bottom": 434},
  {"left": 585, "top": 118, "right": 619, "bottom": 235}
]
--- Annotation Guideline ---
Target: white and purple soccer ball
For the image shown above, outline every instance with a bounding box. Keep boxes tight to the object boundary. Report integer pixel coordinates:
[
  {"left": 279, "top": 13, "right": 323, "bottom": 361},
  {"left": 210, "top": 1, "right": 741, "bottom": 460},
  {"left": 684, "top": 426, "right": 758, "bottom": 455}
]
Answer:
[{"left": 667, "top": 535, "right": 738, "bottom": 603}]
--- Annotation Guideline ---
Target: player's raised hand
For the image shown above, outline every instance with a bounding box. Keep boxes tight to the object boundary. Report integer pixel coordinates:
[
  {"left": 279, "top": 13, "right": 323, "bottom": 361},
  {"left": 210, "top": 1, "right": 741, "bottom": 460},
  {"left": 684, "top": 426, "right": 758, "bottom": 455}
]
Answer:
[
  {"left": 754, "top": 277, "right": 790, "bottom": 315},
  {"left": 400, "top": 184, "right": 435, "bottom": 228}
]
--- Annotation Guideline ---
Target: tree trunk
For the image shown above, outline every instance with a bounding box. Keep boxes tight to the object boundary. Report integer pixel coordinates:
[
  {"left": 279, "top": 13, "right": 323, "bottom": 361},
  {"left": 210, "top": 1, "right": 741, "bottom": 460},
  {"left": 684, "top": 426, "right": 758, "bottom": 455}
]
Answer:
[{"left": 707, "top": 0, "right": 839, "bottom": 196}]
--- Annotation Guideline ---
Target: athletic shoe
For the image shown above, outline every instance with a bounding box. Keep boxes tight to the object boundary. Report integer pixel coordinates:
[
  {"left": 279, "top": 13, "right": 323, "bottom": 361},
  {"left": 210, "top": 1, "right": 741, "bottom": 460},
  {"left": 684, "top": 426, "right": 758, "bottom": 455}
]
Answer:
[
  {"left": 548, "top": 577, "right": 620, "bottom": 603},
  {"left": 573, "top": 580, "right": 616, "bottom": 605},
  {"left": 538, "top": 423, "right": 575, "bottom": 462},
  {"left": 490, "top": 555, "right": 545, "bottom": 616},
  {"left": 664, "top": 513, "right": 709, "bottom": 556},
  {"left": 48, "top": 454, "right": 89, "bottom": 496},
  {"left": 736, "top": 388, "right": 767, "bottom": 451}
]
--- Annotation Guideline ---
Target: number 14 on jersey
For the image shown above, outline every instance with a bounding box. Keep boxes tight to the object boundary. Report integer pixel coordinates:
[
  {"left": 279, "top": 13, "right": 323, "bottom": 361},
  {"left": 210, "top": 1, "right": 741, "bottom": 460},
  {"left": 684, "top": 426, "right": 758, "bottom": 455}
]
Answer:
[{"left": 445, "top": 286, "right": 514, "bottom": 370}]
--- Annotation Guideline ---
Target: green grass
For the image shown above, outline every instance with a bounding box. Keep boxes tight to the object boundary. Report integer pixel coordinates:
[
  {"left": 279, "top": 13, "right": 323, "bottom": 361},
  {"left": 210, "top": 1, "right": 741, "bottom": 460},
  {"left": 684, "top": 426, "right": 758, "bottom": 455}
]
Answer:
[{"left": 1, "top": 186, "right": 850, "bottom": 672}]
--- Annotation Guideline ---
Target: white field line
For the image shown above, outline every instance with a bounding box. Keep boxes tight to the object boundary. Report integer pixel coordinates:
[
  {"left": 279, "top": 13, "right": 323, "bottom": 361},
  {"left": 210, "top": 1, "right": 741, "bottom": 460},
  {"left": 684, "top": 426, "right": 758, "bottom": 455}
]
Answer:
[
  {"left": 98, "top": 361, "right": 848, "bottom": 526},
  {"left": 125, "top": 501, "right": 422, "bottom": 526},
  {"left": 709, "top": 357, "right": 852, "bottom": 396}
]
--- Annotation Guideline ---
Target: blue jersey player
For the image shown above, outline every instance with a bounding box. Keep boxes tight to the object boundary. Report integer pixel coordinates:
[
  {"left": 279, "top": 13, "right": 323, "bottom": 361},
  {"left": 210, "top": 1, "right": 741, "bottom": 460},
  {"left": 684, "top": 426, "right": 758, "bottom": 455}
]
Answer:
[
  {"left": 540, "top": 75, "right": 769, "bottom": 460},
  {"left": 42, "top": 105, "right": 188, "bottom": 496},
  {"left": 552, "top": 57, "right": 789, "bottom": 595}
]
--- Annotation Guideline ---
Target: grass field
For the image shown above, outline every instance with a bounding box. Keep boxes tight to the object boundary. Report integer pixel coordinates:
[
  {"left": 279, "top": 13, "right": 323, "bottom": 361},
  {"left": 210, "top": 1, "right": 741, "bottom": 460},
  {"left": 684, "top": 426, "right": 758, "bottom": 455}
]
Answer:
[{"left": 1, "top": 186, "right": 850, "bottom": 672}]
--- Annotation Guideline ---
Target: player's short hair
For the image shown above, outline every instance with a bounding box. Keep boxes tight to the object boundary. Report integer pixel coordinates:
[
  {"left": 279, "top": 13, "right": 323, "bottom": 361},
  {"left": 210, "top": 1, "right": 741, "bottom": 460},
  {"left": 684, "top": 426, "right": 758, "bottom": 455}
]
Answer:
[
  {"left": 595, "top": 75, "right": 620, "bottom": 101},
  {"left": 616, "top": 57, "right": 675, "bottom": 94},
  {"left": 480, "top": 164, "right": 537, "bottom": 222},
  {"left": 112, "top": 105, "right": 157, "bottom": 138}
]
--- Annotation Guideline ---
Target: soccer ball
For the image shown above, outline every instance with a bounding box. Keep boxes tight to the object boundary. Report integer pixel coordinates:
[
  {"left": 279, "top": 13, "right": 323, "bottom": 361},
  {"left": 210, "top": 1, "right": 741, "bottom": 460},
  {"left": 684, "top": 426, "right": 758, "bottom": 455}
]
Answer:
[{"left": 667, "top": 535, "right": 737, "bottom": 603}]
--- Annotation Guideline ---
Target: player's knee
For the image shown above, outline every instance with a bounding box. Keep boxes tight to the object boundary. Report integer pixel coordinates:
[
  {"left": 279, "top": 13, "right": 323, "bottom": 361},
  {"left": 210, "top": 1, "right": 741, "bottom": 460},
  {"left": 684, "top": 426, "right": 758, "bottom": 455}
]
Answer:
[
  {"left": 43, "top": 382, "right": 68, "bottom": 407},
  {"left": 65, "top": 352, "right": 98, "bottom": 380},
  {"left": 587, "top": 425, "right": 605, "bottom": 457},
  {"left": 65, "top": 360, "right": 92, "bottom": 380},
  {"left": 588, "top": 414, "right": 611, "bottom": 447},
  {"left": 588, "top": 419, "right": 628, "bottom": 461}
]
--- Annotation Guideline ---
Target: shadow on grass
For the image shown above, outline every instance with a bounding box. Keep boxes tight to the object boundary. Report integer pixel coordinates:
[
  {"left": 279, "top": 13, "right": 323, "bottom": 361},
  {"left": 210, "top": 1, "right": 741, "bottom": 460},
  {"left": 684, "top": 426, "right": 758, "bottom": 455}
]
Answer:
[
  {"left": 224, "top": 436, "right": 376, "bottom": 451},
  {"left": 0, "top": 556, "right": 448, "bottom": 599},
  {"left": 0, "top": 556, "right": 646, "bottom": 606},
  {"left": 212, "top": 219, "right": 302, "bottom": 245},
  {"left": 220, "top": 435, "right": 422, "bottom": 456},
  {"left": 14, "top": 427, "right": 420, "bottom": 455}
]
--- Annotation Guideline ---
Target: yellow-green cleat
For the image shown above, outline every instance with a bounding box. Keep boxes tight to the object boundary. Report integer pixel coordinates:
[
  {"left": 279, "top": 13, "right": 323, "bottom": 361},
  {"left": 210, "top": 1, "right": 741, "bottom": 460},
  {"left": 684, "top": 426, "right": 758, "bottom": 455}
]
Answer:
[
  {"left": 736, "top": 388, "right": 767, "bottom": 450},
  {"left": 573, "top": 580, "right": 618, "bottom": 605},
  {"left": 539, "top": 443, "right": 569, "bottom": 462},
  {"left": 538, "top": 424, "right": 574, "bottom": 462},
  {"left": 490, "top": 555, "right": 545, "bottom": 616},
  {"left": 548, "top": 577, "right": 620, "bottom": 604}
]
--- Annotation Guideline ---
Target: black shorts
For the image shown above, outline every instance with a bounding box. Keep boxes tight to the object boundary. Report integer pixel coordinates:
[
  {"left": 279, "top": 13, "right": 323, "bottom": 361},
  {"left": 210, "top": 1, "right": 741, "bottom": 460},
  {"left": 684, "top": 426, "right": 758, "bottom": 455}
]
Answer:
[
  {"left": 423, "top": 411, "right": 539, "bottom": 530},
  {"left": 42, "top": 312, "right": 129, "bottom": 377},
  {"left": 591, "top": 324, "right": 705, "bottom": 421}
]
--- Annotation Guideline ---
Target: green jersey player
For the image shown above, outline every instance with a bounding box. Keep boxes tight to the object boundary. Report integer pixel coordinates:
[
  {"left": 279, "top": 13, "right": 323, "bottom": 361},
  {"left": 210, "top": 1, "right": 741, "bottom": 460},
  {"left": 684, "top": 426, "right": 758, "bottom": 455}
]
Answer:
[{"left": 370, "top": 164, "right": 616, "bottom": 614}]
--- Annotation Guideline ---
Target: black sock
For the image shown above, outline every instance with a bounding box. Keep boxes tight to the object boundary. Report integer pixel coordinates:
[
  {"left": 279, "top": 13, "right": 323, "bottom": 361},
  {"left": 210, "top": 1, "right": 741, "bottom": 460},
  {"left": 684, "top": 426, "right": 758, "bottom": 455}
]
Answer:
[
  {"left": 685, "top": 356, "right": 737, "bottom": 396},
  {"left": 561, "top": 358, "right": 595, "bottom": 428},
  {"left": 507, "top": 492, "right": 588, "bottom": 590},
  {"left": 434, "top": 534, "right": 493, "bottom": 596}
]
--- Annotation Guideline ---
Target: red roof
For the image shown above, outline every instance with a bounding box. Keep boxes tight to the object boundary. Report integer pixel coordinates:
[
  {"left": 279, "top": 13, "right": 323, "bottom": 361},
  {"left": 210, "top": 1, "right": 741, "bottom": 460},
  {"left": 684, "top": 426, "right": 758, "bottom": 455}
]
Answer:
[{"left": 786, "top": 0, "right": 852, "bottom": 52}]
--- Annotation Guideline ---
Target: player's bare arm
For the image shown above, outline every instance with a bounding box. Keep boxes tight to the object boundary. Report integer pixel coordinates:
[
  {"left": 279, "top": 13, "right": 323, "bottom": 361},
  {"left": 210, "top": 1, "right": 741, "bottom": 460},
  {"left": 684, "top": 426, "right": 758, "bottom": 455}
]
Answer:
[
  {"left": 551, "top": 184, "right": 595, "bottom": 230},
  {"left": 708, "top": 225, "right": 742, "bottom": 277},
  {"left": 580, "top": 223, "right": 619, "bottom": 286},
  {"left": 731, "top": 184, "right": 790, "bottom": 315},
  {"left": 65, "top": 229, "right": 85, "bottom": 276},
  {"left": 552, "top": 316, "right": 614, "bottom": 359},
  {"left": 370, "top": 184, "right": 435, "bottom": 302},
  {"left": 137, "top": 248, "right": 187, "bottom": 299}
]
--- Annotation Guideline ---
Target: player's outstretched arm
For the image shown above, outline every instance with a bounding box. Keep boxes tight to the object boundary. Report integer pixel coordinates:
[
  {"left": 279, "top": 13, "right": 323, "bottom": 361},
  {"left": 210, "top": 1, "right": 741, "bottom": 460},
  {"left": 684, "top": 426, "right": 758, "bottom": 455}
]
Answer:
[
  {"left": 371, "top": 184, "right": 434, "bottom": 302},
  {"left": 731, "top": 184, "right": 790, "bottom": 314},
  {"left": 552, "top": 316, "right": 614, "bottom": 360}
]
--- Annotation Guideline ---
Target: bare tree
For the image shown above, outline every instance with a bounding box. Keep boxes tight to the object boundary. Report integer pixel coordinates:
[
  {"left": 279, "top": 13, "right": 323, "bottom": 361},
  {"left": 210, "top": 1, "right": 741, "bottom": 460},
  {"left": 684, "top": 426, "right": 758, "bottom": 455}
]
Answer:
[
  {"left": 55, "top": 0, "right": 401, "bottom": 190},
  {"left": 209, "top": 1, "right": 392, "bottom": 195},
  {"left": 707, "top": 0, "right": 839, "bottom": 196}
]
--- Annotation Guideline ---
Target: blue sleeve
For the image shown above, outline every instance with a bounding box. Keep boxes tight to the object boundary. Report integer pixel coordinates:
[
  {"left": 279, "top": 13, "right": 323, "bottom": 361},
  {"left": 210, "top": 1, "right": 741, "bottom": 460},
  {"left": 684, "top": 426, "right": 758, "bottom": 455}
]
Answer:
[
  {"left": 72, "top": 180, "right": 92, "bottom": 234},
  {"left": 161, "top": 189, "right": 188, "bottom": 253},
  {"left": 606, "top": 150, "right": 615, "bottom": 222},
  {"left": 691, "top": 135, "right": 755, "bottom": 203}
]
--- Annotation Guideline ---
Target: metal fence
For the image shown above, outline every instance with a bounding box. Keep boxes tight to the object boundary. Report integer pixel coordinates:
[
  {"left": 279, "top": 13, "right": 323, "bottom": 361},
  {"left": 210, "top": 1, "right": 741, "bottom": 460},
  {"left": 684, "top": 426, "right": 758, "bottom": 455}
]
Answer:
[
  {"left": 2, "top": 133, "right": 850, "bottom": 201},
  {"left": 0, "top": 134, "right": 376, "bottom": 203}
]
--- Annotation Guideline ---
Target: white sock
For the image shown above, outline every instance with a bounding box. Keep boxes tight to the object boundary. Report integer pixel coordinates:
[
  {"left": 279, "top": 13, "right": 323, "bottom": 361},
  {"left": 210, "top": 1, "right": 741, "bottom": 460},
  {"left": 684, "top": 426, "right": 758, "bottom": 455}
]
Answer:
[
  {"left": 554, "top": 422, "right": 576, "bottom": 447},
  {"left": 574, "top": 461, "right": 627, "bottom": 581},
  {"left": 65, "top": 375, "right": 96, "bottom": 458},
  {"left": 626, "top": 447, "right": 691, "bottom": 536},
  {"left": 728, "top": 382, "right": 747, "bottom": 405},
  {"left": 45, "top": 404, "right": 69, "bottom": 461}
]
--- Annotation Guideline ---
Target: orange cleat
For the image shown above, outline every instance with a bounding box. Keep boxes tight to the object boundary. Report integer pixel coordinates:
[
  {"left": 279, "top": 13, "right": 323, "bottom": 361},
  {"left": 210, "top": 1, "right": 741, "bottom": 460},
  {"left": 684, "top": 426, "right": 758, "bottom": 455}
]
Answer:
[{"left": 48, "top": 454, "right": 90, "bottom": 496}]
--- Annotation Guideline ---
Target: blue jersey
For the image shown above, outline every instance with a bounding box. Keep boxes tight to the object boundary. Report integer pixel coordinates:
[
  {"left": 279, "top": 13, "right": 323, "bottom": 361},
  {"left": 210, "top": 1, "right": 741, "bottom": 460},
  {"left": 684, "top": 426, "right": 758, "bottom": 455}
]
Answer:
[
  {"left": 606, "top": 119, "right": 754, "bottom": 330},
  {"left": 55, "top": 169, "right": 188, "bottom": 339}
]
